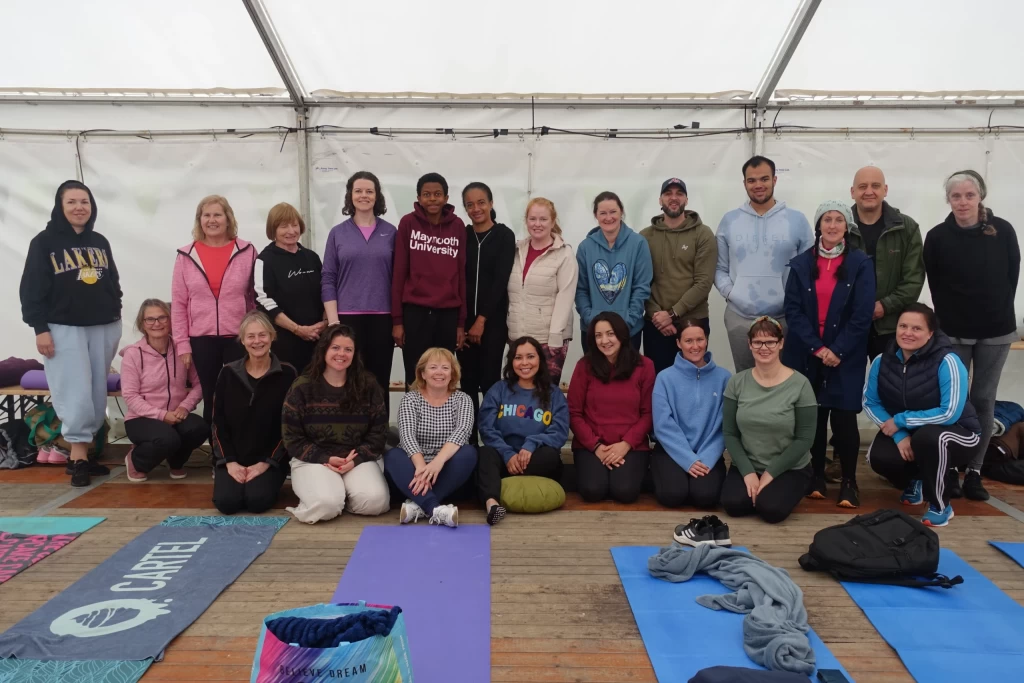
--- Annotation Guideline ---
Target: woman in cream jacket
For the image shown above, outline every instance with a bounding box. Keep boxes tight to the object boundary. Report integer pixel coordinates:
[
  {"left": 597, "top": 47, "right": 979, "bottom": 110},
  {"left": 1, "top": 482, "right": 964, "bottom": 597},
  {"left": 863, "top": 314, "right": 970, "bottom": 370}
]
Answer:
[{"left": 507, "top": 198, "right": 579, "bottom": 384}]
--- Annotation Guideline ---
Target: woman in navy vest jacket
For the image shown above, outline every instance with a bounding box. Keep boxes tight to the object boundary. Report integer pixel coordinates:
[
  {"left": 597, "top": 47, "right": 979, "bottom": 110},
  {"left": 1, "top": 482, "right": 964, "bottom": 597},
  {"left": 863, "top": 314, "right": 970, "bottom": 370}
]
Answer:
[
  {"left": 863, "top": 303, "right": 981, "bottom": 527},
  {"left": 783, "top": 201, "right": 875, "bottom": 509}
]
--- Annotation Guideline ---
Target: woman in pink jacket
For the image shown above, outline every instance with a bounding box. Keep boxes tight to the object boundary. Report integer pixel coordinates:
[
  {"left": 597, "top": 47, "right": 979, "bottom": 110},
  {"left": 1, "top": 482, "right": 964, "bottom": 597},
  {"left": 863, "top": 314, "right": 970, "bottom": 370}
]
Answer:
[
  {"left": 121, "top": 299, "right": 209, "bottom": 481},
  {"left": 171, "top": 195, "right": 257, "bottom": 423}
]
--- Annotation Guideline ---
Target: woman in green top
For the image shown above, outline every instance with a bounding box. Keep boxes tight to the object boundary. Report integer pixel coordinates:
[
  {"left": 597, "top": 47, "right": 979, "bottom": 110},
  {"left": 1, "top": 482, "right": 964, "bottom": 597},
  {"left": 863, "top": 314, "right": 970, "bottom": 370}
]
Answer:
[{"left": 720, "top": 316, "right": 817, "bottom": 523}]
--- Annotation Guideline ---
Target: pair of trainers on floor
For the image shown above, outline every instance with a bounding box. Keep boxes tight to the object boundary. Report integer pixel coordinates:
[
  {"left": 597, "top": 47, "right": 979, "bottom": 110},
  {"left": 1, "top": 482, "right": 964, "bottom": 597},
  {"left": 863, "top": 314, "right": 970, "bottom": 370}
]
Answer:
[
  {"left": 124, "top": 448, "right": 186, "bottom": 483},
  {"left": 807, "top": 475, "right": 860, "bottom": 508},
  {"left": 899, "top": 468, "right": 989, "bottom": 528},
  {"left": 673, "top": 515, "right": 732, "bottom": 547},
  {"left": 399, "top": 501, "right": 459, "bottom": 528}
]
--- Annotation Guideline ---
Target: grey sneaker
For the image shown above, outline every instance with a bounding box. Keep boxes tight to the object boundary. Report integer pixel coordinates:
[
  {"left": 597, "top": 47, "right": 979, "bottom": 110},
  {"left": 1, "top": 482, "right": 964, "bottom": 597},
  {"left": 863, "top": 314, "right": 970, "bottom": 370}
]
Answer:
[
  {"left": 400, "top": 500, "right": 426, "bottom": 524},
  {"left": 428, "top": 504, "right": 459, "bottom": 528}
]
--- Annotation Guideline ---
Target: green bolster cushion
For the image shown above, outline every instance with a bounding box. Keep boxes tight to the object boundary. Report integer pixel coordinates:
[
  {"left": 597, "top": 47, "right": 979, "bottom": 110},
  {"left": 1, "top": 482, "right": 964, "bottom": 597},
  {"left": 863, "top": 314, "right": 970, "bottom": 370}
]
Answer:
[{"left": 500, "top": 475, "right": 566, "bottom": 513}]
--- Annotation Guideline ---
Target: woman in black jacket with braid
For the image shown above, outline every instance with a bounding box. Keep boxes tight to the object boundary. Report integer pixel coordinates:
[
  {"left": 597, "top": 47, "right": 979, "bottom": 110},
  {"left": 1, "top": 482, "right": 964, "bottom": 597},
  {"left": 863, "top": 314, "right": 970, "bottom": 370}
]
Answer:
[{"left": 459, "top": 182, "right": 516, "bottom": 442}]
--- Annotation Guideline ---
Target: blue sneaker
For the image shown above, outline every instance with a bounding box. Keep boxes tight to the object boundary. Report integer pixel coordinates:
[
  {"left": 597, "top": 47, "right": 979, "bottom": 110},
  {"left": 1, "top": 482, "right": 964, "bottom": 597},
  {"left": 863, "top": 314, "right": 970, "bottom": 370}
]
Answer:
[
  {"left": 900, "top": 480, "right": 923, "bottom": 506},
  {"left": 922, "top": 503, "right": 954, "bottom": 527}
]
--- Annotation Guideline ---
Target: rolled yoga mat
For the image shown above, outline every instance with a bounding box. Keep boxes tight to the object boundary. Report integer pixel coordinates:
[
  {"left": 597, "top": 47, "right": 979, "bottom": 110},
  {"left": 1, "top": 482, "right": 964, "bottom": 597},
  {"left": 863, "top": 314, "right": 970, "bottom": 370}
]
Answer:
[
  {"left": 333, "top": 524, "right": 491, "bottom": 683},
  {"left": 20, "top": 369, "right": 121, "bottom": 391},
  {"left": 611, "top": 546, "right": 850, "bottom": 683},
  {"left": 0, "top": 515, "right": 287, "bottom": 683},
  {"left": 0, "top": 517, "right": 104, "bottom": 585},
  {"left": 990, "top": 541, "right": 1024, "bottom": 569},
  {"left": 840, "top": 548, "right": 1024, "bottom": 682}
]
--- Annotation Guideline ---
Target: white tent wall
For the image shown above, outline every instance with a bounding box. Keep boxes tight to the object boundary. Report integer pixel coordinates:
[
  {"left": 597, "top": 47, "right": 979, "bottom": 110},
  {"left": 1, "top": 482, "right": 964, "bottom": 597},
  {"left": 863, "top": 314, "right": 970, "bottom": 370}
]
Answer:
[{"left": 0, "top": 103, "right": 296, "bottom": 131}]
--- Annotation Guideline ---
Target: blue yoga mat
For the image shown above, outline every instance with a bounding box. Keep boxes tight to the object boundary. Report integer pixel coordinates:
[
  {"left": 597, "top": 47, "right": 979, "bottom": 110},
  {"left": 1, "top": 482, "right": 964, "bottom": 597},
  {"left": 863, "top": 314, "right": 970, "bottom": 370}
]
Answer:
[
  {"left": 611, "top": 546, "right": 850, "bottom": 682},
  {"left": 841, "top": 548, "right": 1024, "bottom": 682},
  {"left": 990, "top": 541, "right": 1024, "bottom": 569}
]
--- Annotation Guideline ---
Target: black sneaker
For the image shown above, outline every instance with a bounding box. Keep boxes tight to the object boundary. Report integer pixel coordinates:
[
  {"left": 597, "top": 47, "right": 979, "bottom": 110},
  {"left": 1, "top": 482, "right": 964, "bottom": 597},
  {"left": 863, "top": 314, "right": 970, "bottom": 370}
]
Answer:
[
  {"left": 70, "top": 460, "right": 91, "bottom": 488},
  {"left": 673, "top": 518, "right": 716, "bottom": 547},
  {"left": 65, "top": 461, "right": 110, "bottom": 476},
  {"left": 945, "top": 469, "right": 963, "bottom": 499},
  {"left": 705, "top": 514, "right": 732, "bottom": 547},
  {"left": 837, "top": 479, "right": 860, "bottom": 509},
  {"left": 806, "top": 476, "right": 827, "bottom": 500},
  {"left": 486, "top": 504, "right": 507, "bottom": 526},
  {"left": 962, "top": 470, "right": 990, "bottom": 501}
]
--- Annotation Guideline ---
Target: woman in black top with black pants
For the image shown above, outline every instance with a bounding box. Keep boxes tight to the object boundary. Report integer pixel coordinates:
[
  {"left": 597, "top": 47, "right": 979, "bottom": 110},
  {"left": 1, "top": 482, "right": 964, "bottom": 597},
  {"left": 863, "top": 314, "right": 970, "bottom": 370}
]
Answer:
[{"left": 459, "top": 182, "right": 516, "bottom": 442}]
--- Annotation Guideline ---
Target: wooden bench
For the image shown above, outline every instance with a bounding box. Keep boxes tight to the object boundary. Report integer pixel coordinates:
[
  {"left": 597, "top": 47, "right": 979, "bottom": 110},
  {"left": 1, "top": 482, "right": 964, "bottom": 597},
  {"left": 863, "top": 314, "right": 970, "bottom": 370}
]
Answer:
[{"left": 0, "top": 386, "right": 122, "bottom": 423}]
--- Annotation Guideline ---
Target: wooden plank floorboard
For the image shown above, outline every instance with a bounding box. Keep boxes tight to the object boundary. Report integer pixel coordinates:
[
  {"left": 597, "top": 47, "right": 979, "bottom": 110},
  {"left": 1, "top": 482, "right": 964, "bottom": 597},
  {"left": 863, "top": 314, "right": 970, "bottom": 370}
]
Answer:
[{"left": 0, "top": 474, "right": 1020, "bottom": 682}]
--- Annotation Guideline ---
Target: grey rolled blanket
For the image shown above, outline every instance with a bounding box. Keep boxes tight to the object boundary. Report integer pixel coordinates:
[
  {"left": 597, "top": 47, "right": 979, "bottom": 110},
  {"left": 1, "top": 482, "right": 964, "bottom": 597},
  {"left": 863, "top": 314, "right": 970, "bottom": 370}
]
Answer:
[{"left": 648, "top": 544, "right": 815, "bottom": 675}]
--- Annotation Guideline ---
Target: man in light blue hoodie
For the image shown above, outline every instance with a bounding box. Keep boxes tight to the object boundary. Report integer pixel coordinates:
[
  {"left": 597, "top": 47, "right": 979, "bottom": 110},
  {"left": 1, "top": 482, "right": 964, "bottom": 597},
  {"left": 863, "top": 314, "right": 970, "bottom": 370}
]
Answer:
[
  {"left": 714, "top": 156, "right": 813, "bottom": 372},
  {"left": 575, "top": 191, "right": 653, "bottom": 351}
]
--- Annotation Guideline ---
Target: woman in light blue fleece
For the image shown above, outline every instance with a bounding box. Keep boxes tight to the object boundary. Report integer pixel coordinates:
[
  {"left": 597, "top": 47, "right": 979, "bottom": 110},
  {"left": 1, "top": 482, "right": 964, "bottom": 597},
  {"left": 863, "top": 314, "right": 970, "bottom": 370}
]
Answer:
[
  {"left": 714, "top": 156, "right": 813, "bottom": 373},
  {"left": 476, "top": 336, "right": 569, "bottom": 524},
  {"left": 652, "top": 319, "right": 731, "bottom": 507},
  {"left": 575, "top": 191, "right": 653, "bottom": 352}
]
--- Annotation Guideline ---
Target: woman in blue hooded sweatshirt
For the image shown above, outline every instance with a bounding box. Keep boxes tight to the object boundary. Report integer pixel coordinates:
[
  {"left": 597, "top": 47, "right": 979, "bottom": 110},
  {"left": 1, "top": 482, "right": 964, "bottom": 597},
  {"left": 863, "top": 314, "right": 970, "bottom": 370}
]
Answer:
[
  {"left": 652, "top": 319, "right": 731, "bottom": 508},
  {"left": 575, "top": 192, "right": 653, "bottom": 352}
]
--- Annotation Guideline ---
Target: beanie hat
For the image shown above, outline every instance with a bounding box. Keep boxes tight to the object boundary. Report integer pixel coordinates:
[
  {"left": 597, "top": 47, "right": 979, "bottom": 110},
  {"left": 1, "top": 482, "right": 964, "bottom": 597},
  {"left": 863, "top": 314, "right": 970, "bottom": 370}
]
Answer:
[
  {"left": 948, "top": 169, "right": 987, "bottom": 200},
  {"left": 813, "top": 200, "right": 857, "bottom": 234}
]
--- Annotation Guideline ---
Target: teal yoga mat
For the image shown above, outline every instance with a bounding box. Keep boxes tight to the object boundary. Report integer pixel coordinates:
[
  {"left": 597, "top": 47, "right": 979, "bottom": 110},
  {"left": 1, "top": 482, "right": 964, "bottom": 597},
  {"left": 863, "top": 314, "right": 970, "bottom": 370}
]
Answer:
[
  {"left": 840, "top": 548, "right": 1024, "bottom": 682},
  {"left": 611, "top": 545, "right": 850, "bottom": 682}
]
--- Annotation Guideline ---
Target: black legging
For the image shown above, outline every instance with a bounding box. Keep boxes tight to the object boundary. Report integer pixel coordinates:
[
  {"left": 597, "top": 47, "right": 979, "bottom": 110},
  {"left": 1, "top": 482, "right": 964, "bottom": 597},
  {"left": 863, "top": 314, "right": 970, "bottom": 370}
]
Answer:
[
  {"left": 868, "top": 425, "right": 980, "bottom": 509},
  {"left": 189, "top": 335, "right": 245, "bottom": 424},
  {"left": 811, "top": 407, "right": 860, "bottom": 481},
  {"left": 574, "top": 448, "right": 648, "bottom": 504},
  {"left": 458, "top": 319, "right": 508, "bottom": 444},
  {"left": 720, "top": 464, "right": 812, "bottom": 524},
  {"left": 476, "top": 445, "right": 563, "bottom": 505},
  {"left": 650, "top": 447, "right": 726, "bottom": 508},
  {"left": 125, "top": 414, "right": 210, "bottom": 473}
]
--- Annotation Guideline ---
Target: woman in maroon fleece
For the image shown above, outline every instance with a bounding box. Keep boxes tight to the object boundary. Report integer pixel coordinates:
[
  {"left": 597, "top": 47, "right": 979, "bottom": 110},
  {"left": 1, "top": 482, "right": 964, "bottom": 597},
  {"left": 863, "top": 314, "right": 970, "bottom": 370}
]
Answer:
[
  {"left": 391, "top": 173, "right": 468, "bottom": 385},
  {"left": 568, "top": 311, "right": 655, "bottom": 503}
]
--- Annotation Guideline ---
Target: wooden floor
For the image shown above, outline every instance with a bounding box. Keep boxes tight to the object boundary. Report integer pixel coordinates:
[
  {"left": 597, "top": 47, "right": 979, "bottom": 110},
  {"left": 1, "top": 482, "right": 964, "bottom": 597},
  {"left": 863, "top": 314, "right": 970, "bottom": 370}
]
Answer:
[{"left": 1, "top": 449, "right": 1022, "bottom": 683}]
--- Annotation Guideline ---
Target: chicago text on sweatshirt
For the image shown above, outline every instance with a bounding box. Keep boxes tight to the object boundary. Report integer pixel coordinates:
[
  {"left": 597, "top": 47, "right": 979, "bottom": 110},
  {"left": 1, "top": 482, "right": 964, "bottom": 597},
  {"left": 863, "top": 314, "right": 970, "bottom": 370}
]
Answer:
[
  {"left": 714, "top": 201, "right": 813, "bottom": 319},
  {"left": 574, "top": 224, "right": 653, "bottom": 337},
  {"left": 653, "top": 351, "right": 731, "bottom": 471},
  {"left": 391, "top": 203, "right": 467, "bottom": 325},
  {"left": 20, "top": 183, "right": 122, "bottom": 334},
  {"left": 478, "top": 380, "right": 570, "bottom": 463}
]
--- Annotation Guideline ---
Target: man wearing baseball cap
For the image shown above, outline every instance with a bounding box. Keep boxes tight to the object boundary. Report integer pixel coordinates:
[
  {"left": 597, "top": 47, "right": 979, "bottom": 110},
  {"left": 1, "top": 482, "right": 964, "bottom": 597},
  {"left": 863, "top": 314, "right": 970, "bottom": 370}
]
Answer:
[{"left": 639, "top": 178, "right": 717, "bottom": 374}]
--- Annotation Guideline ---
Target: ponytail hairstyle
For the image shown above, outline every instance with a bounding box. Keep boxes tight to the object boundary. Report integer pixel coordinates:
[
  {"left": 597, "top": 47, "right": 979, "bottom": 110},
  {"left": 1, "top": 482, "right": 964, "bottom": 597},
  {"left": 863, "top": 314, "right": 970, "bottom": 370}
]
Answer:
[
  {"left": 945, "top": 170, "right": 995, "bottom": 236},
  {"left": 502, "top": 336, "right": 553, "bottom": 410},
  {"left": 592, "top": 191, "right": 624, "bottom": 216},
  {"left": 462, "top": 182, "right": 496, "bottom": 222},
  {"left": 524, "top": 197, "right": 562, "bottom": 236}
]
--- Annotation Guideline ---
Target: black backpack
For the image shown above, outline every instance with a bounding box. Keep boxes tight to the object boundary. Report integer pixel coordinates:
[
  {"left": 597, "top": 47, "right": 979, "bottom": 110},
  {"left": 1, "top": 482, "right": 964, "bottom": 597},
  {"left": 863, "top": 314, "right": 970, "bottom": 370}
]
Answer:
[{"left": 798, "top": 508, "right": 963, "bottom": 589}]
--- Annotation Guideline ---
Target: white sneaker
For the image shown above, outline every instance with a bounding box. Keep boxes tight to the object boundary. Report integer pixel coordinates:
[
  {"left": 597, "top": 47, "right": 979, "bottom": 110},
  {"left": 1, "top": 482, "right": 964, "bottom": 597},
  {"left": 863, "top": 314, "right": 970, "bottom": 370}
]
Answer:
[
  {"left": 429, "top": 504, "right": 459, "bottom": 528},
  {"left": 400, "top": 500, "right": 426, "bottom": 524}
]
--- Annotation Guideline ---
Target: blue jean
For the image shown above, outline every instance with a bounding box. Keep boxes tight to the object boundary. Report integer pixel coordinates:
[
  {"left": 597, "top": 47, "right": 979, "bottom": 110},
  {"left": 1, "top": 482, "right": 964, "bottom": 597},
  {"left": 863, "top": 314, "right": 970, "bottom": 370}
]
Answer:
[{"left": 383, "top": 445, "right": 478, "bottom": 515}]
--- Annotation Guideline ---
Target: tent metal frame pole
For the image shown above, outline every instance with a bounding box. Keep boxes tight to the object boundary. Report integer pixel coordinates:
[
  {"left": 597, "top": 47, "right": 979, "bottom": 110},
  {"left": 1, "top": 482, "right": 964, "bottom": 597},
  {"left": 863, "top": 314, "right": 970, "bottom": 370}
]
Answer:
[
  {"left": 241, "top": 0, "right": 307, "bottom": 108},
  {"left": 296, "top": 109, "right": 313, "bottom": 248},
  {"left": 753, "top": 0, "right": 822, "bottom": 109}
]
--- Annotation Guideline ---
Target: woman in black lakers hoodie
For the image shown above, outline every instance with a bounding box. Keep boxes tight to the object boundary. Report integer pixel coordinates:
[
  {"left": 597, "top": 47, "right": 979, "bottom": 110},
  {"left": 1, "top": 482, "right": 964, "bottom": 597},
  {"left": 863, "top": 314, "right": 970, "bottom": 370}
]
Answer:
[{"left": 20, "top": 180, "right": 123, "bottom": 487}]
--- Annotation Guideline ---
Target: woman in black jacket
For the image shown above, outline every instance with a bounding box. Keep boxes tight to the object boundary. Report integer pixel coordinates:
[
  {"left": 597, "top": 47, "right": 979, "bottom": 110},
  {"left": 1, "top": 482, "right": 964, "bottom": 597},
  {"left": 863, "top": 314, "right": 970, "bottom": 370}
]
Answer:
[
  {"left": 255, "top": 203, "right": 325, "bottom": 374},
  {"left": 212, "top": 311, "right": 297, "bottom": 514},
  {"left": 459, "top": 182, "right": 516, "bottom": 442},
  {"left": 923, "top": 170, "right": 1020, "bottom": 502}
]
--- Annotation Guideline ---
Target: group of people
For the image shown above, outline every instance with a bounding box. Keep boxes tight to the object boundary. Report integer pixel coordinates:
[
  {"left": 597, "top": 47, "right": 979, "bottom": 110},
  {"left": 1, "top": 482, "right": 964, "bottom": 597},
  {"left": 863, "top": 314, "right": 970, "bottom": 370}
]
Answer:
[{"left": 19, "top": 155, "right": 1019, "bottom": 528}]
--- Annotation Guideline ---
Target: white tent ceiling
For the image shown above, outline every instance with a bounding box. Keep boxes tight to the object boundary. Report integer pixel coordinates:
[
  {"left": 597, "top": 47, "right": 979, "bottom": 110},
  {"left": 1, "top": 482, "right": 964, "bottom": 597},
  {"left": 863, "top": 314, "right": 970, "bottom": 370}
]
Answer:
[{"left": 1, "top": 0, "right": 1021, "bottom": 103}]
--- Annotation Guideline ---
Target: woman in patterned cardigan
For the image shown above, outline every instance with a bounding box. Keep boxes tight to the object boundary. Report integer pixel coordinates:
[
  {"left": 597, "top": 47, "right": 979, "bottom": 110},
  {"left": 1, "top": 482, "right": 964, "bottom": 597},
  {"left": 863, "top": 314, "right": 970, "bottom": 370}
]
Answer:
[
  {"left": 281, "top": 324, "right": 391, "bottom": 523},
  {"left": 383, "top": 347, "right": 477, "bottom": 528}
]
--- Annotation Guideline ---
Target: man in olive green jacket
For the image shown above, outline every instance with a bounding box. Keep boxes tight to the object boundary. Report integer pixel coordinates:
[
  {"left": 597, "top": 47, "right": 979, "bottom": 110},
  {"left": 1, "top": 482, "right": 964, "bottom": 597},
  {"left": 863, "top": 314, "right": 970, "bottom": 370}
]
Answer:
[
  {"left": 848, "top": 166, "right": 925, "bottom": 359},
  {"left": 639, "top": 178, "right": 718, "bottom": 374}
]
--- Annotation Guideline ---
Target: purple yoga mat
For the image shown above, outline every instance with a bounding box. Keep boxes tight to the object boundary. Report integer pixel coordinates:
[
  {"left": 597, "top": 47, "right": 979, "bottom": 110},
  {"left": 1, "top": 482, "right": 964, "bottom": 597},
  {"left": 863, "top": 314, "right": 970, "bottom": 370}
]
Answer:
[
  {"left": 20, "top": 370, "right": 120, "bottom": 391},
  {"left": 333, "top": 524, "right": 491, "bottom": 682}
]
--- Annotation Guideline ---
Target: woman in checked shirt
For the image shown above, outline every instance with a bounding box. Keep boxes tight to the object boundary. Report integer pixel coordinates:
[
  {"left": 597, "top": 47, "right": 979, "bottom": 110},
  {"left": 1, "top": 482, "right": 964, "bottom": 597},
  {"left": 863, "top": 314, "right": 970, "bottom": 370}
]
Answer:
[{"left": 383, "top": 347, "right": 477, "bottom": 528}]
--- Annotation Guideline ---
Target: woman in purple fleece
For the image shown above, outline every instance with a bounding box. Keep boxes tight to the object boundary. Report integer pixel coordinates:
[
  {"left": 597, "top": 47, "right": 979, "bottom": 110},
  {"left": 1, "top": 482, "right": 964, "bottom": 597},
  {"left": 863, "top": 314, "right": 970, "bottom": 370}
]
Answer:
[{"left": 322, "top": 171, "right": 398, "bottom": 407}]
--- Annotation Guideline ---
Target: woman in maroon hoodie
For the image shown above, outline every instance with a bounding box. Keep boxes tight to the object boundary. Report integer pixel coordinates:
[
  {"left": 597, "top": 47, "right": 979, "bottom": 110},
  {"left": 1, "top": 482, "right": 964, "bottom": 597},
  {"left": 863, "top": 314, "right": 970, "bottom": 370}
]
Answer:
[
  {"left": 567, "top": 311, "right": 655, "bottom": 503},
  {"left": 391, "top": 173, "right": 468, "bottom": 385}
]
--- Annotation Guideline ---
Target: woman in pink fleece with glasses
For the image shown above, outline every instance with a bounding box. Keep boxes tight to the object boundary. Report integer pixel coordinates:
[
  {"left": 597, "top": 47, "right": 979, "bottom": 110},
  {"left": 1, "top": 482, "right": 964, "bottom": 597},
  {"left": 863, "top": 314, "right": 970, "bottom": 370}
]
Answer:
[{"left": 120, "top": 299, "right": 209, "bottom": 481}]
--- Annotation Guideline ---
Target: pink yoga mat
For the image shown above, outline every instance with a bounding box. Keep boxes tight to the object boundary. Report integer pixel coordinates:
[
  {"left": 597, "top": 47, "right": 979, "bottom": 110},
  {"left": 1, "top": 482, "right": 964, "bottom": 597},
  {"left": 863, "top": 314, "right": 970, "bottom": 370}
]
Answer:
[
  {"left": 333, "top": 524, "right": 491, "bottom": 682},
  {"left": 20, "top": 370, "right": 121, "bottom": 392}
]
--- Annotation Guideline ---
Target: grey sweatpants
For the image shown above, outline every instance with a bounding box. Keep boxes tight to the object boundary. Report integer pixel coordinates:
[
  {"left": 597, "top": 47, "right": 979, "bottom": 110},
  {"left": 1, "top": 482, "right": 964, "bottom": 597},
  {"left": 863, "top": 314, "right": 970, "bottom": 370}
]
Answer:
[
  {"left": 952, "top": 342, "right": 1011, "bottom": 470},
  {"left": 723, "top": 307, "right": 787, "bottom": 373},
  {"left": 43, "top": 321, "right": 122, "bottom": 443}
]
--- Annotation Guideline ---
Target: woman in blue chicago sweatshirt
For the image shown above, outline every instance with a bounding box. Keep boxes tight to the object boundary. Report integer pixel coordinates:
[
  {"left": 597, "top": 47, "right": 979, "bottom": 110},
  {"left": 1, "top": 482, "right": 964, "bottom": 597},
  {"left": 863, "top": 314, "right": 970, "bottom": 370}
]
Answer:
[
  {"left": 477, "top": 336, "right": 569, "bottom": 525},
  {"left": 652, "top": 319, "right": 731, "bottom": 508},
  {"left": 575, "top": 192, "right": 653, "bottom": 351}
]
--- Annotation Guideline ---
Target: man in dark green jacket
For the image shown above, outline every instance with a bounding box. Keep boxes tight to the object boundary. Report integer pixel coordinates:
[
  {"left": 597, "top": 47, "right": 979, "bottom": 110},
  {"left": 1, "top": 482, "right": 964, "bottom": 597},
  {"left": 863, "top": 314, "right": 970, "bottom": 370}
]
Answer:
[
  {"left": 849, "top": 166, "right": 925, "bottom": 358},
  {"left": 640, "top": 178, "right": 718, "bottom": 374}
]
